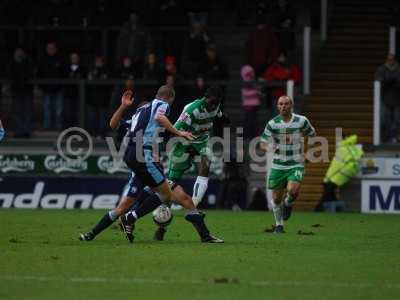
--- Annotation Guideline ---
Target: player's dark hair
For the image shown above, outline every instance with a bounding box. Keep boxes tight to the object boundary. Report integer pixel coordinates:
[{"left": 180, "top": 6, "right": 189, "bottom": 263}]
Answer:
[{"left": 205, "top": 85, "right": 223, "bottom": 102}]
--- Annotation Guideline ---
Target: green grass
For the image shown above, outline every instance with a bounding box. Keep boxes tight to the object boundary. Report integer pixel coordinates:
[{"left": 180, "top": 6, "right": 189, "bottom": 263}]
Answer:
[{"left": 1, "top": 210, "right": 400, "bottom": 300}]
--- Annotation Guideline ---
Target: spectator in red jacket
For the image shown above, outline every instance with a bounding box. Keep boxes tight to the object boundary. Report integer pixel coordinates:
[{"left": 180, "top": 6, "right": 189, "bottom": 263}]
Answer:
[{"left": 261, "top": 52, "right": 301, "bottom": 109}]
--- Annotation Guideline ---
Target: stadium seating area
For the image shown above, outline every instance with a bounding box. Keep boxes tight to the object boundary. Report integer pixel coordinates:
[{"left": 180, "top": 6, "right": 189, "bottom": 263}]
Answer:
[{"left": 0, "top": 0, "right": 304, "bottom": 137}]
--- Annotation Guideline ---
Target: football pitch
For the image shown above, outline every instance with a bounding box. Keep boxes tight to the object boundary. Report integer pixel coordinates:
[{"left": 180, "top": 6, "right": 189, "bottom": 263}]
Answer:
[{"left": 1, "top": 210, "right": 399, "bottom": 300}]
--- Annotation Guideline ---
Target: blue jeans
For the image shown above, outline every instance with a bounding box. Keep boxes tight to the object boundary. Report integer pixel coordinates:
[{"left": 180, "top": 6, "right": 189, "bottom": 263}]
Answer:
[{"left": 43, "top": 91, "right": 64, "bottom": 130}]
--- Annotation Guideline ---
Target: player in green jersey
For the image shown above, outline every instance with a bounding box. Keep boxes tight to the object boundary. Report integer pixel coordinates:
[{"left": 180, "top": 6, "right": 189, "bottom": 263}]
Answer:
[
  {"left": 153, "top": 85, "right": 227, "bottom": 240},
  {"left": 260, "top": 96, "right": 316, "bottom": 233}
]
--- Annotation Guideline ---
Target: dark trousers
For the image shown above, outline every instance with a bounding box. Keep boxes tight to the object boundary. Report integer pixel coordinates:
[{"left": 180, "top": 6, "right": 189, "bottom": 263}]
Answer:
[
  {"left": 86, "top": 104, "right": 108, "bottom": 136},
  {"left": 12, "top": 90, "right": 33, "bottom": 136},
  {"left": 243, "top": 107, "right": 258, "bottom": 140}
]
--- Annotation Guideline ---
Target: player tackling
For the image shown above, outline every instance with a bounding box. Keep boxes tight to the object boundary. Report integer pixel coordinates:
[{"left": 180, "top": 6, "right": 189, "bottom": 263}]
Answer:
[
  {"left": 152, "top": 86, "right": 227, "bottom": 240},
  {"left": 260, "top": 95, "right": 315, "bottom": 233}
]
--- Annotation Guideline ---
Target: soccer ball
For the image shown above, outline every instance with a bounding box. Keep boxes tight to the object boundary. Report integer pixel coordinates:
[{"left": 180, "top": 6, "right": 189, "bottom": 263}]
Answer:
[{"left": 152, "top": 204, "right": 173, "bottom": 226}]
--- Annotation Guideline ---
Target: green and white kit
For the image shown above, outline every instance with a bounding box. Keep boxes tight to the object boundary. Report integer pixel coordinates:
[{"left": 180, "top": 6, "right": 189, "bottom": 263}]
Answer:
[
  {"left": 261, "top": 113, "right": 315, "bottom": 190},
  {"left": 168, "top": 97, "right": 222, "bottom": 180}
]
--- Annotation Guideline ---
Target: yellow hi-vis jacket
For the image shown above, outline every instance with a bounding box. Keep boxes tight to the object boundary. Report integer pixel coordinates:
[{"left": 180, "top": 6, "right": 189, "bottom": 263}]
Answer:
[{"left": 323, "top": 135, "right": 364, "bottom": 187}]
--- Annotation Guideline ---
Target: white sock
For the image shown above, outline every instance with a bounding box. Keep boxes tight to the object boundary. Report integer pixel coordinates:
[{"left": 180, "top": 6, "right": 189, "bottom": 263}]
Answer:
[
  {"left": 192, "top": 176, "right": 209, "bottom": 206},
  {"left": 271, "top": 201, "right": 283, "bottom": 226}
]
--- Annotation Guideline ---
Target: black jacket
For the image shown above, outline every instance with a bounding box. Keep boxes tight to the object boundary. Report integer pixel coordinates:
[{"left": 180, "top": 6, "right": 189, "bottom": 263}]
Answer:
[
  {"left": 37, "top": 54, "right": 64, "bottom": 92},
  {"left": 8, "top": 58, "right": 34, "bottom": 93}
]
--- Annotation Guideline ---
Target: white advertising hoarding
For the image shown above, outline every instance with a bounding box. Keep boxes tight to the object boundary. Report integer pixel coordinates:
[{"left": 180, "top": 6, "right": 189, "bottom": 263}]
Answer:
[
  {"left": 362, "top": 180, "right": 400, "bottom": 214},
  {"left": 358, "top": 158, "right": 400, "bottom": 179}
]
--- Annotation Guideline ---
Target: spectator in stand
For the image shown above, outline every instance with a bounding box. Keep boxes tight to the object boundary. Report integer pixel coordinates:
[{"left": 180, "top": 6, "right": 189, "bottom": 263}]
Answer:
[
  {"left": 8, "top": 47, "right": 34, "bottom": 138},
  {"left": 87, "top": 55, "right": 111, "bottom": 138},
  {"left": 115, "top": 13, "right": 151, "bottom": 73},
  {"left": 240, "top": 65, "right": 261, "bottom": 140},
  {"left": 142, "top": 52, "right": 163, "bottom": 82},
  {"left": 261, "top": 51, "right": 300, "bottom": 111},
  {"left": 191, "top": 75, "right": 207, "bottom": 99},
  {"left": 246, "top": 16, "right": 280, "bottom": 76},
  {"left": 186, "top": 2, "right": 210, "bottom": 26},
  {"left": 164, "top": 55, "right": 182, "bottom": 82},
  {"left": 198, "top": 44, "right": 229, "bottom": 80},
  {"left": 182, "top": 22, "right": 212, "bottom": 77},
  {"left": 64, "top": 52, "right": 86, "bottom": 128},
  {"left": 273, "top": 0, "right": 296, "bottom": 53},
  {"left": 164, "top": 73, "right": 185, "bottom": 122},
  {"left": 87, "top": 55, "right": 109, "bottom": 81},
  {"left": 375, "top": 53, "right": 400, "bottom": 143},
  {"left": 159, "top": 0, "right": 185, "bottom": 25},
  {"left": 165, "top": 74, "right": 176, "bottom": 89},
  {"left": 115, "top": 56, "right": 137, "bottom": 79},
  {"left": 141, "top": 52, "right": 162, "bottom": 101},
  {"left": 37, "top": 41, "right": 65, "bottom": 130},
  {"left": 110, "top": 76, "right": 138, "bottom": 119}
]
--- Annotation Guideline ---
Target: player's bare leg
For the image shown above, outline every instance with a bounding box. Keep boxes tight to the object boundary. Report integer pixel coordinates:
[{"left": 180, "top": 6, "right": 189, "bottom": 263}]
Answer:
[
  {"left": 152, "top": 180, "right": 174, "bottom": 203},
  {"left": 283, "top": 181, "right": 301, "bottom": 221},
  {"left": 271, "top": 189, "right": 285, "bottom": 233},
  {"left": 79, "top": 196, "right": 136, "bottom": 241}
]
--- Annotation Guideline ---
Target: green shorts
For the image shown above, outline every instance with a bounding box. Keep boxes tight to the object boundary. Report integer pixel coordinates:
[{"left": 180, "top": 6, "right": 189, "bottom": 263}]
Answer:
[
  {"left": 267, "top": 167, "right": 304, "bottom": 190},
  {"left": 167, "top": 141, "right": 209, "bottom": 180}
]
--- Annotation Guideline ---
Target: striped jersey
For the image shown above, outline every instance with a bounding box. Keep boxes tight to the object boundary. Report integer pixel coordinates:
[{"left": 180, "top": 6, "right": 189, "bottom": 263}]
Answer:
[
  {"left": 261, "top": 113, "right": 316, "bottom": 170},
  {"left": 175, "top": 97, "right": 222, "bottom": 143},
  {"left": 128, "top": 98, "right": 170, "bottom": 147}
]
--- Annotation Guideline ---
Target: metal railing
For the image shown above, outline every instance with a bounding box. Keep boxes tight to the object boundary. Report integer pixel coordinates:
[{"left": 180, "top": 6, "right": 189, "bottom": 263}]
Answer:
[{"left": 1, "top": 79, "right": 294, "bottom": 128}]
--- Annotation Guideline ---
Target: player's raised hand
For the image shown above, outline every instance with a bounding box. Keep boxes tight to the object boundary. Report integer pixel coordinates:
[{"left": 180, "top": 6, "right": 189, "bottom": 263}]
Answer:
[
  {"left": 179, "top": 131, "right": 195, "bottom": 141},
  {"left": 121, "top": 90, "right": 134, "bottom": 107}
]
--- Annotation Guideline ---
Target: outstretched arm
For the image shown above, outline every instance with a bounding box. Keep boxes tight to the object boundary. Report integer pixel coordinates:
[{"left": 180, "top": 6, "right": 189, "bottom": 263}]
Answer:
[
  {"left": 155, "top": 114, "right": 195, "bottom": 140},
  {"left": 109, "top": 91, "right": 134, "bottom": 130}
]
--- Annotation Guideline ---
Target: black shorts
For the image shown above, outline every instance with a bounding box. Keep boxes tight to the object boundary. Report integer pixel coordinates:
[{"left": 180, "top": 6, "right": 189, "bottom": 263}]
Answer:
[{"left": 124, "top": 146, "right": 166, "bottom": 188}]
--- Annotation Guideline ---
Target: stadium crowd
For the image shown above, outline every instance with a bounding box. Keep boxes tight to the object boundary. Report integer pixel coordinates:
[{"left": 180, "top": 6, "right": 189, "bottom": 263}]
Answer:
[{"left": 0, "top": 0, "right": 300, "bottom": 139}]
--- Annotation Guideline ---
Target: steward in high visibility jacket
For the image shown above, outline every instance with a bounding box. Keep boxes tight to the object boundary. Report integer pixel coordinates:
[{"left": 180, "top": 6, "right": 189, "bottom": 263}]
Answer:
[
  {"left": 324, "top": 135, "right": 364, "bottom": 186},
  {"left": 315, "top": 135, "right": 363, "bottom": 211}
]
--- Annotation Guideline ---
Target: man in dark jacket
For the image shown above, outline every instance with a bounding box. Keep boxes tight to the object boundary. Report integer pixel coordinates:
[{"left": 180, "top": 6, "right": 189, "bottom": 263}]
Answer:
[
  {"left": 64, "top": 52, "right": 86, "bottom": 128},
  {"left": 198, "top": 44, "right": 228, "bottom": 80},
  {"left": 8, "top": 47, "right": 34, "bottom": 138},
  {"left": 375, "top": 53, "right": 400, "bottom": 142},
  {"left": 37, "top": 41, "right": 65, "bottom": 130},
  {"left": 86, "top": 55, "right": 111, "bottom": 137}
]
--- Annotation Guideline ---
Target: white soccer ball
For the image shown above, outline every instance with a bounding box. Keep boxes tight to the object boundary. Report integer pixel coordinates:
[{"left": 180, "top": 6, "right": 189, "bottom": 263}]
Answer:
[{"left": 152, "top": 204, "right": 173, "bottom": 226}]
